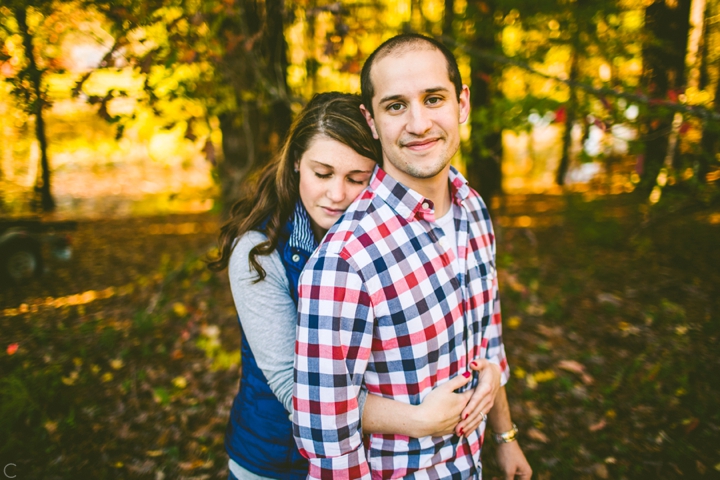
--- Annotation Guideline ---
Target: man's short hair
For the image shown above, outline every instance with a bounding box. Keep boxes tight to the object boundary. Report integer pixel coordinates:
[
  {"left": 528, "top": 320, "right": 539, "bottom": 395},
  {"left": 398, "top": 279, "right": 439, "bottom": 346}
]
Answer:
[{"left": 360, "top": 34, "right": 463, "bottom": 116}]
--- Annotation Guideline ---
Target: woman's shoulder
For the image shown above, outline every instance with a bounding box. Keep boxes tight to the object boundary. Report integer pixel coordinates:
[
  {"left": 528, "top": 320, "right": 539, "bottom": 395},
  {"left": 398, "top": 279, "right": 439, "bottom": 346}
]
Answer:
[
  {"left": 229, "top": 230, "right": 281, "bottom": 273},
  {"left": 232, "top": 229, "right": 270, "bottom": 251}
]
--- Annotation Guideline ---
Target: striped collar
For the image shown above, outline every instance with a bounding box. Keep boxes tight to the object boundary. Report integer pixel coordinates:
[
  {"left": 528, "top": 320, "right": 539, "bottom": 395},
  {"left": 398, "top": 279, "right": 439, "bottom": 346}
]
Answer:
[{"left": 288, "top": 201, "right": 318, "bottom": 254}]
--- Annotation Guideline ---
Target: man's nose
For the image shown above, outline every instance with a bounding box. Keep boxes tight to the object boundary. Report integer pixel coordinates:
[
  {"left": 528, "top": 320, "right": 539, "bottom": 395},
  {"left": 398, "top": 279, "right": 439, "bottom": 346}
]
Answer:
[{"left": 406, "top": 104, "right": 433, "bottom": 135}]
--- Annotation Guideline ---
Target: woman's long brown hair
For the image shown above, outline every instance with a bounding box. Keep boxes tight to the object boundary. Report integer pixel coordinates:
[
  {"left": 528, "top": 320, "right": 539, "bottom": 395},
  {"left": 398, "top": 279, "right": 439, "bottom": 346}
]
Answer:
[{"left": 207, "top": 92, "right": 381, "bottom": 279}]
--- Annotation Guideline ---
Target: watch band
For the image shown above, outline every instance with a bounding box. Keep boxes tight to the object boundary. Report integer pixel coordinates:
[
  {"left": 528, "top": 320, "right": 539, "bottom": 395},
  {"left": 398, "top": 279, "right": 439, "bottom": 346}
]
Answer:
[{"left": 493, "top": 423, "right": 519, "bottom": 444}]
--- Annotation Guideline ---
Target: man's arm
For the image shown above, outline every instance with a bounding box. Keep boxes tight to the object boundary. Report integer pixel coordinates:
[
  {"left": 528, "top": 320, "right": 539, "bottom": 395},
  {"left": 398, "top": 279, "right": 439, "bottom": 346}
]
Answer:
[
  {"left": 293, "top": 252, "right": 374, "bottom": 479},
  {"left": 487, "top": 387, "right": 532, "bottom": 480}
]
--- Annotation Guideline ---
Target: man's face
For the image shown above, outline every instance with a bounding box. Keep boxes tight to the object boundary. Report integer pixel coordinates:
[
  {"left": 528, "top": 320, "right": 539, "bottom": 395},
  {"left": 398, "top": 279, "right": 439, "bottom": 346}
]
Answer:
[{"left": 361, "top": 47, "right": 470, "bottom": 188}]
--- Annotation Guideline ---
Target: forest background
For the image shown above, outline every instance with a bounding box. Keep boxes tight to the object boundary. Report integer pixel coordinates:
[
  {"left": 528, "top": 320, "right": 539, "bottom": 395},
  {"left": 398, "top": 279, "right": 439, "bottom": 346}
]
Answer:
[{"left": 1, "top": 0, "right": 719, "bottom": 478}]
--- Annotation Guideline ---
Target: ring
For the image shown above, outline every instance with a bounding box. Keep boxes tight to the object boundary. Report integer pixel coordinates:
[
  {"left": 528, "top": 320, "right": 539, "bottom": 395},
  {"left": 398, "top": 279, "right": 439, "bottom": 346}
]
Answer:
[{"left": 481, "top": 412, "right": 487, "bottom": 422}]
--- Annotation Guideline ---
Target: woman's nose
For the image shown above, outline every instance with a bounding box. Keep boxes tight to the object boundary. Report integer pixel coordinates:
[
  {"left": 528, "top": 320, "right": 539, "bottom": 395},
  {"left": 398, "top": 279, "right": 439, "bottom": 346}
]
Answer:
[{"left": 326, "top": 179, "right": 346, "bottom": 203}]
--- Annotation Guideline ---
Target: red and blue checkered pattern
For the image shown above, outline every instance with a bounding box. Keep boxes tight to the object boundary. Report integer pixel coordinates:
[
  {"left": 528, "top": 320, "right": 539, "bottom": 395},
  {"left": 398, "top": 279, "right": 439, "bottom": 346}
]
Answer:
[{"left": 293, "top": 166, "right": 509, "bottom": 479}]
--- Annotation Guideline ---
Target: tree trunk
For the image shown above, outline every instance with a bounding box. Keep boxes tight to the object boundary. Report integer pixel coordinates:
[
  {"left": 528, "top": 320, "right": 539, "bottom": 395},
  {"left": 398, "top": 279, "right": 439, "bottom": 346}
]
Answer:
[
  {"left": 639, "top": 0, "right": 692, "bottom": 194},
  {"left": 217, "top": 0, "right": 291, "bottom": 211},
  {"left": 266, "top": 0, "right": 292, "bottom": 143},
  {"left": 466, "top": 0, "right": 502, "bottom": 201},
  {"left": 557, "top": 46, "right": 579, "bottom": 186},
  {"left": 699, "top": 55, "right": 720, "bottom": 183},
  {"left": 443, "top": 0, "right": 454, "bottom": 37},
  {"left": 697, "top": 1, "right": 716, "bottom": 183},
  {"left": 16, "top": 6, "right": 55, "bottom": 212}
]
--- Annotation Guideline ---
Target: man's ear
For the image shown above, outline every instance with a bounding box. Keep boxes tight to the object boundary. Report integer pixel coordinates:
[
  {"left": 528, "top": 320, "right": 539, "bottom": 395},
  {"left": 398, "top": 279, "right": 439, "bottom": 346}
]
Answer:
[
  {"left": 458, "top": 85, "right": 471, "bottom": 124},
  {"left": 360, "top": 104, "right": 379, "bottom": 140}
]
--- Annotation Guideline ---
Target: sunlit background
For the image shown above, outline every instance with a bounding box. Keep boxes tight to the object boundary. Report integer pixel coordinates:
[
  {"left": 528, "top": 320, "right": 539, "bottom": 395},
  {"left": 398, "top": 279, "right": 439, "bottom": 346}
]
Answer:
[{"left": 1, "top": 0, "right": 719, "bottom": 478}]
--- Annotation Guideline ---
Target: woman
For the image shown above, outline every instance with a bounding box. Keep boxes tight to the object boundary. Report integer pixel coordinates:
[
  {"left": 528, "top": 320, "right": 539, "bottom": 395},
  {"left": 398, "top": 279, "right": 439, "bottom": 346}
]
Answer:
[{"left": 210, "top": 93, "right": 497, "bottom": 480}]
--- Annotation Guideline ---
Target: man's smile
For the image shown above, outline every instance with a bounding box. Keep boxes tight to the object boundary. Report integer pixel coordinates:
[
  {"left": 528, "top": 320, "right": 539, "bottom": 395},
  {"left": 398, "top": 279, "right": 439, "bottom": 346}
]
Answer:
[{"left": 401, "top": 137, "right": 442, "bottom": 152}]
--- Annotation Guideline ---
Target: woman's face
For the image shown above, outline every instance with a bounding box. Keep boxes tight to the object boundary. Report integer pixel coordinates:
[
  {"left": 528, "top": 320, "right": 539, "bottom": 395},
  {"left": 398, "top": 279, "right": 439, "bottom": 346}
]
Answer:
[{"left": 296, "top": 136, "right": 376, "bottom": 240}]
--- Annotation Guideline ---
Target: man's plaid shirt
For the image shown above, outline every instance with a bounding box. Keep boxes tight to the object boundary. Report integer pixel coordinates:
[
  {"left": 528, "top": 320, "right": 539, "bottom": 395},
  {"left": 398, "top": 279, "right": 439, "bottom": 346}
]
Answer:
[{"left": 293, "top": 166, "right": 510, "bottom": 479}]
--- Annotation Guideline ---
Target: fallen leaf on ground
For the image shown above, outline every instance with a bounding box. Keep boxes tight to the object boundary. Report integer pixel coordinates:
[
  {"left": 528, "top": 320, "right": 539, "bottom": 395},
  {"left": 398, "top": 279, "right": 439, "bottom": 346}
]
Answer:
[
  {"left": 527, "top": 427, "right": 549, "bottom": 443},
  {"left": 537, "top": 324, "right": 563, "bottom": 337},
  {"left": 589, "top": 419, "right": 607, "bottom": 431},
  {"left": 593, "top": 463, "right": 609, "bottom": 479},
  {"left": 558, "top": 359, "right": 594, "bottom": 384},
  {"left": 597, "top": 292, "right": 622, "bottom": 306}
]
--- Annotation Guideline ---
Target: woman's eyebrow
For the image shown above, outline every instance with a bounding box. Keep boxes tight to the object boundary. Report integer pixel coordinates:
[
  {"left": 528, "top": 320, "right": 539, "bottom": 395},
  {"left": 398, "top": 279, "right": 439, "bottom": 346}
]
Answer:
[{"left": 307, "top": 160, "right": 373, "bottom": 174}]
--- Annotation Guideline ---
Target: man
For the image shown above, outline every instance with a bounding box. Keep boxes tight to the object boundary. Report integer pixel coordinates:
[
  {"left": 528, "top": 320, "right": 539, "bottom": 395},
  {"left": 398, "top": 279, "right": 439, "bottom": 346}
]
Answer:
[{"left": 293, "top": 33, "right": 532, "bottom": 479}]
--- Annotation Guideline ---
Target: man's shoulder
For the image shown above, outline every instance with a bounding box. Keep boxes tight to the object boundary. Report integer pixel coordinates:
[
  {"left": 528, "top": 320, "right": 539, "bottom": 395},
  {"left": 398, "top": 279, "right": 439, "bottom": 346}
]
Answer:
[
  {"left": 315, "top": 188, "right": 401, "bottom": 262},
  {"left": 462, "top": 186, "right": 493, "bottom": 222}
]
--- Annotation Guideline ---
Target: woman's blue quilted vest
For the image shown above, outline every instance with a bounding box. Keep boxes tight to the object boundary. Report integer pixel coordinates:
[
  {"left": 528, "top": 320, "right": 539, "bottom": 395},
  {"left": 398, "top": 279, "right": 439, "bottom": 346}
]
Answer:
[{"left": 225, "top": 206, "right": 316, "bottom": 479}]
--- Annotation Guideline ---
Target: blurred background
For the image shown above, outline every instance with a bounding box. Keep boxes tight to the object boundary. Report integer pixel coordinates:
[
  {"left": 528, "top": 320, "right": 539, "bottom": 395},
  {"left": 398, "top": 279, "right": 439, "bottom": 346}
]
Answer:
[{"left": 0, "top": 0, "right": 718, "bottom": 478}]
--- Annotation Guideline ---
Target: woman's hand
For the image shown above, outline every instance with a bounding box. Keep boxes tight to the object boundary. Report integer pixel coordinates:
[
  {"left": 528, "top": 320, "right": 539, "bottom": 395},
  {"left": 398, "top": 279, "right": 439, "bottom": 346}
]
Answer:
[
  {"left": 454, "top": 359, "right": 502, "bottom": 436},
  {"left": 412, "top": 371, "right": 474, "bottom": 437}
]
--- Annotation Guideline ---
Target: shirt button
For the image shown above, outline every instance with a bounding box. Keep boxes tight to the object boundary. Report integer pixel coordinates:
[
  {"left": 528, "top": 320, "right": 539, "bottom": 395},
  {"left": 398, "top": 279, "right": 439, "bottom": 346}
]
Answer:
[
  {"left": 422, "top": 202, "right": 430, "bottom": 209},
  {"left": 292, "top": 254, "right": 301, "bottom": 262}
]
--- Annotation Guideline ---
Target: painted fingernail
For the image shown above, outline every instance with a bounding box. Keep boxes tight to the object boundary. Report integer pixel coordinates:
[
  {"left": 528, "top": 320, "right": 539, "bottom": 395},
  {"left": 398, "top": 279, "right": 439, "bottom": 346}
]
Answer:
[
  {"left": 459, "top": 428, "right": 464, "bottom": 436},
  {"left": 470, "top": 361, "right": 478, "bottom": 368},
  {"left": 463, "top": 371, "right": 471, "bottom": 378},
  {"left": 464, "top": 413, "right": 469, "bottom": 420}
]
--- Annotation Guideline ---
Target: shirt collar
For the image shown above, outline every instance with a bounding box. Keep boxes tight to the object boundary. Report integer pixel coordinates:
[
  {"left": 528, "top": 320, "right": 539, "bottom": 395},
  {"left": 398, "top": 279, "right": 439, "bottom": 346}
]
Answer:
[
  {"left": 289, "top": 201, "right": 318, "bottom": 253},
  {"left": 368, "top": 164, "right": 471, "bottom": 222}
]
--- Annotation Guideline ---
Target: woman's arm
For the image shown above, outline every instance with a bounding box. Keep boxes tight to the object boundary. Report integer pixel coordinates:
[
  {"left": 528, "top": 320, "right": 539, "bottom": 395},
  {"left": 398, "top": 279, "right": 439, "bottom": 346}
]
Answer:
[
  {"left": 362, "top": 372, "right": 472, "bottom": 437},
  {"left": 228, "top": 232, "right": 297, "bottom": 413},
  {"left": 362, "top": 359, "right": 502, "bottom": 438}
]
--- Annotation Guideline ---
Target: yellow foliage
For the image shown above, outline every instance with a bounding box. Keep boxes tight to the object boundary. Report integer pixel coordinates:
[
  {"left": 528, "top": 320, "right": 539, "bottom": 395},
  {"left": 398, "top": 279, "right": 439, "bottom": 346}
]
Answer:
[
  {"left": 533, "top": 370, "right": 556, "bottom": 383},
  {"left": 172, "top": 302, "right": 188, "bottom": 317},
  {"left": 110, "top": 359, "right": 124, "bottom": 370},
  {"left": 173, "top": 376, "right": 188, "bottom": 389},
  {"left": 507, "top": 316, "right": 522, "bottom": 329}
]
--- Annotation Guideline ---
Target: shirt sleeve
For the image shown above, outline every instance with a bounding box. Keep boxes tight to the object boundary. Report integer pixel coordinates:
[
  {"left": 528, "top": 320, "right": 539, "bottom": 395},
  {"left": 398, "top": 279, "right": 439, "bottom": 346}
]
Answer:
[
  {"left": 293, "top": 251, "right": 374, "bottom": 480},
  {"left": 228, "top": 231, "right": 296, "bottom": 414},
  {"left": 482, "top": 217, "right": 511, "bottom": 386}
]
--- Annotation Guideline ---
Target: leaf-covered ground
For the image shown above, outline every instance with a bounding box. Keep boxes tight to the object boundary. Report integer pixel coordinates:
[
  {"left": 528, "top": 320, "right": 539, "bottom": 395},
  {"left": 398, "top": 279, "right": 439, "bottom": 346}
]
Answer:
[{"left": 1, "top": 194, "right": 719, "bottom": 479}]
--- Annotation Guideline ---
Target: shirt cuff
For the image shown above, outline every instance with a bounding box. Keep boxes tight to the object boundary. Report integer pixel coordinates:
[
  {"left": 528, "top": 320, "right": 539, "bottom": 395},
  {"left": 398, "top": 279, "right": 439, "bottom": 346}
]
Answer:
[
  {"left": 308, "top": 448, "right": 371, "bottom": 480},
  {"left": 487, "top": 354, "right": 510, "bottom": 386}
]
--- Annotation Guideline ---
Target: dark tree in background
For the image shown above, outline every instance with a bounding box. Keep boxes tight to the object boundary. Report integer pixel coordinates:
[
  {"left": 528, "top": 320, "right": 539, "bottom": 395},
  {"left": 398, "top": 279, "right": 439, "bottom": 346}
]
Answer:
[
  {"left": 0, "top": 0, "right": 57, "bottom": 212},
  {"left": 84, "top": 0, "right": 292, "bottom": 211},
  {"left": 640, "top": 0, "right": 692, "bottom": 193},
  {"left": 463, "top": 0, "right": 504, "bottom": 201},
  {"left": 215, "top": 0, "right": 292, "bottom": 209}
]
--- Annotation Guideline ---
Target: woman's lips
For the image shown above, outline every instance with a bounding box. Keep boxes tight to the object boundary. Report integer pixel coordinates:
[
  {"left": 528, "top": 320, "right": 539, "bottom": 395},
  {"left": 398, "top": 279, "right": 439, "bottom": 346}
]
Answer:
[{"left": 321, "top": 207, "right": 344, "bottom": 216}]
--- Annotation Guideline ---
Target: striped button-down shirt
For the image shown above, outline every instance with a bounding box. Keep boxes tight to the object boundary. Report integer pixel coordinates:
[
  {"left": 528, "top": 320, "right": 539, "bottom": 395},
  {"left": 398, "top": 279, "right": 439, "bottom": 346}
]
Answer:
[{"left": 293, "top": 166, "right": 509, "bottom": 479}]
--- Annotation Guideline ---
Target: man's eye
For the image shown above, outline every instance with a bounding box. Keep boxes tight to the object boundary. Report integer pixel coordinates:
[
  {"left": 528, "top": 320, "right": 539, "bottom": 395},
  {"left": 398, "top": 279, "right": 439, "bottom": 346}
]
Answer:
[
  {"left": 388, "top": 103, "right": 404, "bottom": 112},
  {"left": 427, "top": 96, "right": 442, "bottom": 105}
]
